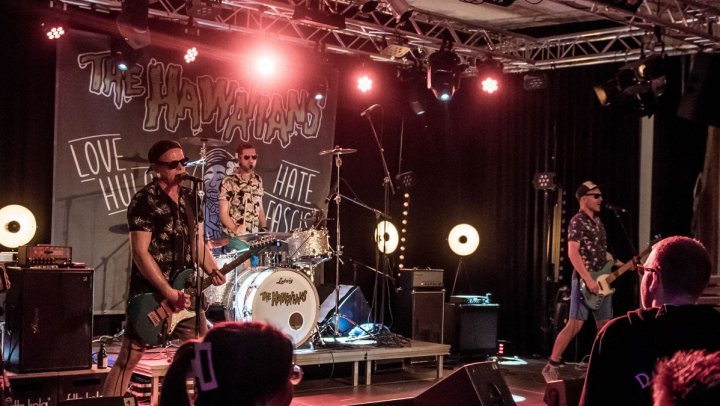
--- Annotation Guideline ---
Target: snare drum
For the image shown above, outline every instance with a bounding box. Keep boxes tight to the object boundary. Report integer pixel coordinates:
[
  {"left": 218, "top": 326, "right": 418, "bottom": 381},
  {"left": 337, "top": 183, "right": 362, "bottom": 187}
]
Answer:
[
  {"left": 287, "top": 227, "right": 331, "bottom": 265},
  {"left": 228, "top": 267, "right": 319, "bottom": 347}
]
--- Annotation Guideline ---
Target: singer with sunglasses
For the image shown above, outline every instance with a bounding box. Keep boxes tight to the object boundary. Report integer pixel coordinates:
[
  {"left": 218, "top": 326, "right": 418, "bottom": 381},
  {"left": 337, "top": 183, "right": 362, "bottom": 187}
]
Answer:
[
  {"left": 102, "top": 140, "right": 227, "bottom": 397},
  {"left": 543, "top": 180, "right": 621, "bottom": 382},
  {"left": 219, "top": 143, "right": 268, "bottom": 240}
]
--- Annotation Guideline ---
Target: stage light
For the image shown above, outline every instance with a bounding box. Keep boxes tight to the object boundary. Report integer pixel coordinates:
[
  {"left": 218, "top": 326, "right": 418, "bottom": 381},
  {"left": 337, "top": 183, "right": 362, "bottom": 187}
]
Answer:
[
  {"left": 255, "top": 53, "right": 278, "bottom": 77},
  {"left": 386, "top": 0, "right": 414, "bottom": 23},
  {"left": 111, "top": 37, "right": 142, "bottom": 72},
  {"left": 44, "top": 25, "right": 65, "bottom": 40},
  {"left": 477, "top": 58, "right": 503, "bottom": 95},
  {"left": 311, "top": 80, "right": 328, "bottom": 101},
  {"left": 594, "top": 54, "right": 667, "bottom": 116},
  {"left": 448, "top": 224, "right": 479, "bottom": 257},
  {"left": 427, "top": 44, "right": 464, "bottom": 102},
  {"left": 374, "top": 221, "right": 399, "bottom": 254},
  {"left": 116, "top": 0, "right": 151, "bottom": 50},
  {"left": 184, "top": 47, "right": 198, "bottom": 63},
  {"left": 532, "top": 172, "right": 556, "bottom": 191},
  {"left": 0, "top": 205, "right": 37, "bottom": 248},
  {"left": 186, "top": 0, "right": 222, "bottom": 19},
  {"left": 524, "top": 72, "right": 548, "bottom": 91},
  {"left": 357, "top": 74, "right": 373, "bottom": 92}
]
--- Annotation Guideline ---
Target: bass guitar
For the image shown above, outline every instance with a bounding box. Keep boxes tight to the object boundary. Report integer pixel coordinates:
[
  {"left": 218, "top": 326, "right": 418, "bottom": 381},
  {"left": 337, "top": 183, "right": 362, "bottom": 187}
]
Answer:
[
  {"left": 127, "top": 236, "right": 276, "bottom": 346},
  {"left": 580, "top": 239, "right": 657, "bottom": 310}
]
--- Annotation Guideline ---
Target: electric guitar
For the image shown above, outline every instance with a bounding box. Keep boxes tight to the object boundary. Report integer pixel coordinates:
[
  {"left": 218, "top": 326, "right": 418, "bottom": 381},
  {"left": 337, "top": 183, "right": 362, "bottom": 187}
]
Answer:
[
  {"left": 580, "top": 239, "right": 658, "bottom": 310},
  {"left": 126, "top": 236, "right": 276, "bottom": 346}
]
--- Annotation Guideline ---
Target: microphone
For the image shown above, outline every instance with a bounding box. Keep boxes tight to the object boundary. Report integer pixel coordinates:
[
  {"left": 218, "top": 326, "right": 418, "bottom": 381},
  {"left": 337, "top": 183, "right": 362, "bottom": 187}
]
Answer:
[
  {"left": 604, "top": 203, "right": 628, "bottom": 213},
  {"left": 181, "top": 173, "right": 203, "bottom": 184},
  {"left": 360, "top": 104, "right": 380, "bottom": 117}
]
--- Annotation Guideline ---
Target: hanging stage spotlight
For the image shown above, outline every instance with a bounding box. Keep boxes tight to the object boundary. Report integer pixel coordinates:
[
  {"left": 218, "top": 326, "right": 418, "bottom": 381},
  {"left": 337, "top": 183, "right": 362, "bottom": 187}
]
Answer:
[
  {"left": 532, "top": 172, "right": 557, "bottom": 191},
  {"left": 111, "top": 37, "right": 142, "bottom": 71},
  {"left": 386, "top": 0, "right": 414, "bottom": 24},
  {"left": 116, "top": 0, "right": 151, "bottom": 50},
  {"left": 427, "top": 44, "right": 464, "bottom": 102},
  {"left": 0, "top": 205, "right": 37, "bottom": 248},
  {"left": 594, "top": 54, "right": 666, "bottom": 116},
  {"left": 476, "top": 58, "right": 504, "bottom": 94},
  {"left": 186, "top": 0, "right": 222, "bottom": 20}
]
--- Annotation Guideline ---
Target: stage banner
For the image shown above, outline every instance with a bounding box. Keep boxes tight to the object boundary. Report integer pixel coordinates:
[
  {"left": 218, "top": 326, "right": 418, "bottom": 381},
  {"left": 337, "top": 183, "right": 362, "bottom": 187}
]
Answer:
[{"left": 52, "top": 30, "right": 336, "bottom": 313}]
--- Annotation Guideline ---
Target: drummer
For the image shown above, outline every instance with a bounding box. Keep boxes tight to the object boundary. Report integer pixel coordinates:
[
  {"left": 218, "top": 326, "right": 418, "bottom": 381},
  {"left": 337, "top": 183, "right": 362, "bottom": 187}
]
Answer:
[{"left": 219, "top": 142, "right": 268, "bottom": 246}]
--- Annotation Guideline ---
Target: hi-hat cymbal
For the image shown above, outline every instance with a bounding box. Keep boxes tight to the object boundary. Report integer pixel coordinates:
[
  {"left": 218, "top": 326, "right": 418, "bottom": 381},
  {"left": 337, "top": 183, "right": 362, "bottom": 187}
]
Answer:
[
  {"left": 319, "top": 146, "right": 357, "bottom": 156},
  {"left": 180, "top": 137, "right": 230, "bottom": 147},
  {"left": 118, "top": 154, "right": 148, "bottom": 163}
]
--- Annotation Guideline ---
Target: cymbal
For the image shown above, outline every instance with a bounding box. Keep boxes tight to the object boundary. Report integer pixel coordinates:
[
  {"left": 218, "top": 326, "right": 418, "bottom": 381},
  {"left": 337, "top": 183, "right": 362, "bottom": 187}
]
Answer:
[
  {"left": 233, "top": 231, "right": 292, "bottom": 242},
  {"left": 108, "top": 224, "right": 129, "bottom": 234},
  {"left": 180, "top": 137, "right": 230, "bottom": 147},
  {"left": 206, "top": 237, "right": 228, "bottom": 249},
  {"left": 319, "top": 146, "right": 357, "bottom": 156}
]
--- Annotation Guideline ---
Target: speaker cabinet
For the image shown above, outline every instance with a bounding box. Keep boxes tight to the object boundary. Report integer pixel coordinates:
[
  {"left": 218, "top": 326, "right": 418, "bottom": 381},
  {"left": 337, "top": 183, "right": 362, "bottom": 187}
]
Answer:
[
  {"left": 4, "top": 267, "right": 94, "bottom": 373},
  {"left": 318, "top": 285, "right": 371, "bottom": 335},
  {"left": 394, "top": 289, "right": 444, "bottom": 343},
  {"left": 544, "top": 378, "right": 584, "bottom": 406},
  {"left": 444, "top": 303, "right": 499, "bottom": 355},
  {"left": 414, "top": 361, "right": 516, "bottom": 405}
]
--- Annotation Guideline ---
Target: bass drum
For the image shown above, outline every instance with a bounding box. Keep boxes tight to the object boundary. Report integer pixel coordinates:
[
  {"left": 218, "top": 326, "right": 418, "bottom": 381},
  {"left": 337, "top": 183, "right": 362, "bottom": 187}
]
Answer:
[{"left": 227, "top": 267, "right": 319, "bottom": 347}]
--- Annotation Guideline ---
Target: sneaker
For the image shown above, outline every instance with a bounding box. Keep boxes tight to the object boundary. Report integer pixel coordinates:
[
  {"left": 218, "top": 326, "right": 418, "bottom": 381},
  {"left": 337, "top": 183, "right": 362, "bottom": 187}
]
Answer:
[{"left": 542, "top": 363, "right": 560, "bottom": 382}]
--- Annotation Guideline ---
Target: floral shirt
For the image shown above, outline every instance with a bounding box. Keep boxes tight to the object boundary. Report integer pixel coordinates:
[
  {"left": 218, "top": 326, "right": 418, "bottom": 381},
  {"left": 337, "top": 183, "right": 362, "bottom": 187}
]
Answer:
[
  {"left": 568, "top": 210, "right": 608, "bottom": 276},
  {"left": 219, "top": 172, "right": 264, "bottom": 237},
  {"left": 126, "top": 181, "right": 200, "bottom": 299}
]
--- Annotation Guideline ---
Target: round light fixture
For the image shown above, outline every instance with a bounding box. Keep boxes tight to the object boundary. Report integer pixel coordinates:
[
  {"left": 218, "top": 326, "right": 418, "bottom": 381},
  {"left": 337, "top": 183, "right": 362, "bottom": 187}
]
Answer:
[
  {"left": 448, "top": 223, "right": 479, "bottom": 256},
  {"left": 374, "top": 221, "right": 399, "bottom": 254},
  {"left": 0, "top": 205, "right": 37, "bottom": 248}
]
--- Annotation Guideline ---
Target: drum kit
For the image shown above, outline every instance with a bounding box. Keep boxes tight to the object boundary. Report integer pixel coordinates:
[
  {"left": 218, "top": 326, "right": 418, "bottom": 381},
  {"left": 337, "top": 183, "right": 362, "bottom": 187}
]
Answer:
[{"left": 184, "top": 139, "right": 360, "bottom": 348}]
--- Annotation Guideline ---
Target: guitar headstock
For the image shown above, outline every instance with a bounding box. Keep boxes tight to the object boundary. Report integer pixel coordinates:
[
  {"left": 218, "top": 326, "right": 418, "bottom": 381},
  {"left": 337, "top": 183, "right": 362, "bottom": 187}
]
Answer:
[{"left": 249, "top": 236, "right": 280, "bottom": 252}]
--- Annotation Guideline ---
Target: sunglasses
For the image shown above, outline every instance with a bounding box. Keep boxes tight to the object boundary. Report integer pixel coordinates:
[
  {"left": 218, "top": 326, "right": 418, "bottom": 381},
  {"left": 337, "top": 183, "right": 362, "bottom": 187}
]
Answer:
[
  {"left": 242, "top": 155, "right": 258, "bottom": 161},
  {"left": 636, "top": 264, "right": 658, "bottom": 276},
  {"left": 156, "top": 157, "right": 189, "bottom": 169},
  {"left": 585, "top": 193, "right": 603, "bottom": 199}
]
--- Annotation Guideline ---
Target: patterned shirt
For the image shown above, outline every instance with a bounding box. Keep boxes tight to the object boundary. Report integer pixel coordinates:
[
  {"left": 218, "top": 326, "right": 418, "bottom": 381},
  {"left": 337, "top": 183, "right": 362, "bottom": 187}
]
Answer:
[
  {"left": 568, "top": 211, "right": 608, "bottom": 275},
  {"left": 126, "top": 181, "right": 200, "bottom": 299},
  {"left": 219, "top": 172, "right": 264, "bottom": 237}
]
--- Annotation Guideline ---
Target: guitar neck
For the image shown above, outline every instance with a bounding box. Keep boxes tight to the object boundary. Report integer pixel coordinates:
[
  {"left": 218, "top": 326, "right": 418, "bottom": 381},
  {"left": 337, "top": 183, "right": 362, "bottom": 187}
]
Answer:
[
  {"left": 604, "top": 242, "right": 656, "bottom": 285},
  {"left": 199, "top": 250, "right": 253, "bottom": 291}
]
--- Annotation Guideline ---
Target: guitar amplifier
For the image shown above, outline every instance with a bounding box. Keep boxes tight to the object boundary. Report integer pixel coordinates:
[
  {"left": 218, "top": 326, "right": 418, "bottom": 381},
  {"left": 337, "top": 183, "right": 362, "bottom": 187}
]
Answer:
[{"left": 398, "top": 268, "right": 444, "bottom": 290}]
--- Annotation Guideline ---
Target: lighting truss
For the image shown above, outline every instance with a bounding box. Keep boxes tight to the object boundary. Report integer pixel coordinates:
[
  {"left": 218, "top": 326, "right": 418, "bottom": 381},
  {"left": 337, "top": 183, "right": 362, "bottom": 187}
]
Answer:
[{"left": 58, "top": 0, "right": 720, "bottom": 71}]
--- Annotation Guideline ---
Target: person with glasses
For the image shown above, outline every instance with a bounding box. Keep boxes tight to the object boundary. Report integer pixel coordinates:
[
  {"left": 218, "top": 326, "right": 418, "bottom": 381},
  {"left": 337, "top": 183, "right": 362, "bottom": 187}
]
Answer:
[
  {"left": 543, "top": 180, "right": 619, "bottom": 382},
  {"left": 581, "top": 236, "right": 720, "bottom": 405},
  {"left": 159, "top": 321, "right": 299, "bottom": 406},
  {"left": 102, "top": 140, "right": 227, "bottom": 397},
  {"left": 219, "top": 143, "right": 268, "bottom": 240}
]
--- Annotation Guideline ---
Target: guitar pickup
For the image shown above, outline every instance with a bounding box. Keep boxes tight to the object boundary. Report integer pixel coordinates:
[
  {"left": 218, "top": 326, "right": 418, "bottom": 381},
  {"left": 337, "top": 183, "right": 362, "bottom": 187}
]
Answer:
[{"left": 147, "top": 301, "right": 173, "bottom": 327}]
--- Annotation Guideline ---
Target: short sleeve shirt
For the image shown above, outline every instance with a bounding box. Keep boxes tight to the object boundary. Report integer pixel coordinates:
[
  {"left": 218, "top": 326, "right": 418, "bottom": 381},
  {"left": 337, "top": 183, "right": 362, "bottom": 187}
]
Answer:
[
  {"left": 126, "top": 181, "right": 200, "bottom": 299},
  {"left": 219, "top": 172, "right": 264, "bottom": 237},
  {"left": 568, "top": 211, "right": 608, "bottom": 274}
]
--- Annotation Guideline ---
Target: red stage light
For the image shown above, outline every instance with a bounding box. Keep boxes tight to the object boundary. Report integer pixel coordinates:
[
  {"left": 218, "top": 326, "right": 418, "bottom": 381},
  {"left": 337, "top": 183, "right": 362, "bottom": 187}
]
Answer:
[
  {"left": 357, "top": 75, "right": 373, "bottom": 93},
  {"left": 480, "top": 76, "right": 499, "bottom": 94},
  {"left": 45, "top": 25, "right": 65, "bottom": 40},
  {"left": 184, "top": 47, "right": 198, "bottom": 63},
  {"left": 255, "top": 54, "right": 278, "bottom": 77}
]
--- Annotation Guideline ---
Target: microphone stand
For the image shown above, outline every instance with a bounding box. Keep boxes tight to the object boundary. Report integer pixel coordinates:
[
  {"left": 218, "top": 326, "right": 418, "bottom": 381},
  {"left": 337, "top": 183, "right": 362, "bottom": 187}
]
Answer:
[
  {"left": 364, "top": 111, "right": 395, "bottom": 336},
  {"left": 191, "top": 142, "right": 209, "bottom": 339}
]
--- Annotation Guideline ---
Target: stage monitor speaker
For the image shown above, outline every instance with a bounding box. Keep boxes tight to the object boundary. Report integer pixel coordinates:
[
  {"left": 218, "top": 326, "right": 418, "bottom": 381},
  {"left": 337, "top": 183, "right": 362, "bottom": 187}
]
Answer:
[
  {"left": 59, "top": 397, "right": 137, "bottom": 406},
  {"left": 3, "top": 267, "right": 94, "bottom": 373},
  {"left": 414, "top": 361, "right": 516, "bottom": 405},
  {"left": 318, "top": 285, "right": 371, "bottom": 335},
  {"left": 444, "top": 303, "right": 498, "bottom": 355},
  {"left": 394, "top": 289, "right": 444, "bottom": 343},
  {"left": 544, "top": 378, "right": 584, "bottom": 406},
  {"left": 677, "top": 53, "right": 720, "bottom": 127}
]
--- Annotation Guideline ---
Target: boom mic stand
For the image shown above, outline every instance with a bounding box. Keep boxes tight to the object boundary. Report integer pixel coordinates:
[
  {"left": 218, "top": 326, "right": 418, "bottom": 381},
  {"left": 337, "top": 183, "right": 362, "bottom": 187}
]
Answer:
[{"left": 363, "top": 107, "right": 395, "bottom": 336}]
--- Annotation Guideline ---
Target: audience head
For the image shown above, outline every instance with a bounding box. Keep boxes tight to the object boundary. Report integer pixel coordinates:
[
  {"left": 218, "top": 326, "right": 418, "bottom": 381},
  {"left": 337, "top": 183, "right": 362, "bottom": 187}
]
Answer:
[
  {"left": 640, "top": 236, "right": 711, "bottom": 308},
  {"left": 653, "top": 350, "right": 720, "bottom": 406},
  {"left": 159, "top": 321, "right": 296, "bottom": 406}
]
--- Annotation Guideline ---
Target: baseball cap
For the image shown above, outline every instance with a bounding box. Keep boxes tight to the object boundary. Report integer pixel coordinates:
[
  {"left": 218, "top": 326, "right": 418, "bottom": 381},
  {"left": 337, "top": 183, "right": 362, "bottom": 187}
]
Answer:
[
  {"left": 146, "top": 140, "right": 182, "bottom": 173},
  {"left": 575, "top": 180, "right": 600, "bottom": 200}
]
